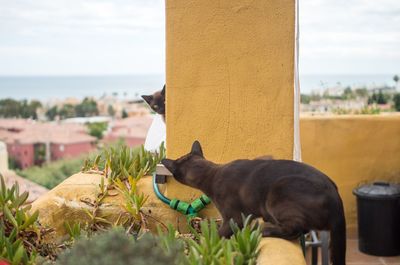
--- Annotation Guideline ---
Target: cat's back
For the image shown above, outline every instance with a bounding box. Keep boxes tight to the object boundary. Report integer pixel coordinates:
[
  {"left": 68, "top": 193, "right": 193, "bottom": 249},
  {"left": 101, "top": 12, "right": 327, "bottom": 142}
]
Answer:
[{"left": 219, "top": 159, "right": 333, "bottom": 186}]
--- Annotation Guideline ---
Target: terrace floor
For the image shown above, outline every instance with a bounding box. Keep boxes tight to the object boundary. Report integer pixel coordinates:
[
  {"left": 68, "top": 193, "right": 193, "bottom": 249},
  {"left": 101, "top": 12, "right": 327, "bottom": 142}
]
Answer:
[
  {"left": 345, "top": 238, "right": 400, "bottom": 265},
  {"left": 305, "top": 236, "right": 400, "bottom": 265}
]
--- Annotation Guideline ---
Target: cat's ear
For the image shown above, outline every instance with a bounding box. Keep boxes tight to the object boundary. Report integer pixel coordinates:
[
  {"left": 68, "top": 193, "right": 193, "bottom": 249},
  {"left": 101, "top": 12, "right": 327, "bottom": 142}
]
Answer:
[
  {"left": 191, "top": 140, "right": 204, "bottom": 157},
  {"left": 161, "top": 85, "right": 166, "bottom": 96},
  {"left": 161, "top": 158, "right": 176, "bottom": 173},
  {"left": 141, "top": 95, "right": 153, "bottom": 105}
]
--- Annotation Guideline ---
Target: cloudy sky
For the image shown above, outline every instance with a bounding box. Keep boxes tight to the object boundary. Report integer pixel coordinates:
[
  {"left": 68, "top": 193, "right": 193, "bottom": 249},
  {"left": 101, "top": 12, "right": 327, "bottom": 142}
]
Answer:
[{"left": 0, "top": 0, "right": 399, "bottom": 76}]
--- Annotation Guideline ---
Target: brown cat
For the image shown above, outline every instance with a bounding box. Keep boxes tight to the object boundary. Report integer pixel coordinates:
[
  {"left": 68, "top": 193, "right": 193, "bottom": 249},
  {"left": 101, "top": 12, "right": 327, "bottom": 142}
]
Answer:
[
  {"left": 142, "top": 85, "right": 166, "bottom": 120},
  {"left": 162, "top": 141, "right": 346, "bottom": 265}
]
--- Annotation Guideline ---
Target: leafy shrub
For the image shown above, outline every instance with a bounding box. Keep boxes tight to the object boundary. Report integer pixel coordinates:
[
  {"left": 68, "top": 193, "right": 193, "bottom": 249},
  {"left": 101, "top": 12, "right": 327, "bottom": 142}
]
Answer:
[
  {"left": 17, "top": 156, "right": 86, "bottom": 189},
  {"left": 8, "top": 157, "right": 21, "bottom": 170},
  {"left": 359, "top": 106, "right": 381, "bottom": 115},
  {"left": 394, "top": 93, "right": 400, "bottom": 111},
  {"left": 86, "top": 122, "right": 108, "bottom": 140},
  {"left": 75, "top": 98, "right": 99, "bottom": 117},
  {"left": 56, "top": 228, "right": 184, "bottom": 265},
  {"left": 332, "top": 108, "right": 351, "bottom": 115},
  {"left": 58, "top": 217, "right": 262, "bottom": 265}
]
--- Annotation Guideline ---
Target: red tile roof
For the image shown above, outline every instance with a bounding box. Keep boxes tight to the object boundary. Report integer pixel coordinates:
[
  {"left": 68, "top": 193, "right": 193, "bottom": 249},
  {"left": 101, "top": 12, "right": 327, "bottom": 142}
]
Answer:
[
  {"left": 103, "top": 116, "right": 152, "bottom": 141},
  {"left": 0, "top": 119, "right": 95, "bottom": 145}
]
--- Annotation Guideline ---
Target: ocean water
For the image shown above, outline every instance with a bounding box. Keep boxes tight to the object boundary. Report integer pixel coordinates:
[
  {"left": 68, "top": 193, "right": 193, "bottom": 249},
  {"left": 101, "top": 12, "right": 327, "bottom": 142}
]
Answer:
[
  {"left": 0, "top": 75, "right": 165, "bottom": 101},
  {"left": 0, "top": 74, "right": 396, "bottom": 100}
]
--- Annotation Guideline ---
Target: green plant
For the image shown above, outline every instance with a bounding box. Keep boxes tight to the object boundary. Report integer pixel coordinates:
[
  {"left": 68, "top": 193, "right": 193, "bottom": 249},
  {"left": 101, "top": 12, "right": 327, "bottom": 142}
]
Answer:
[
  {"left": 17, "top": 155, "right": 86, "bottom": 189},
  {"left": 45, "top": 106, "right": 58, "bottom": 121},
  {"left": 64, "top": 222, "right": 82, "bottom": 242},
  {"left": 80, "top": 177, "right": 113, "bottom": 234},
  {"left": 58, "top": 104, "right": 76, "bottom": 119},
  {"left": 0, "top": 226, "right": 36, "bottom": 265},
  {"left": 8, "top": 157, "right": 21, "bottom": 170},
  {"left": 332, "top": 108, "right": 351, "bottom": 115},
  {"left": 0, "top": 99, "right": 41, "bottom": 119},
  {"left": 229, "top": 215, "right": 261, "bottom": 264},
  {"left": 56, "top": 228, "right": 183, "bottom": 265},
  {"left": 185, "top": 216, "right": 261, "bottom": 265},
  {"left": 157, "top": 224, "right": 184, "bottom": 255},
  {"left": 75, "top": 98, "right": 99, "bottom": 117},
  {"left": 0, "top": 175, "right": 55, "bottom": 264},
  {"left": 82, "top": 143, "right": 165, "bottom": 182},
  {"left": 121, "top": 109, "right": 128, "bottom": 118},
  {"left": 107, "top": 105, "right": 115, "bottom": 117},
  {"left": 80, "top": 144, "right": 165, "bottom": 234},
  {"left": 368, "top": 90, "right": 389, "bottom": 105},
  {"left": 359, "top": 106, "right": 381, "bottom": 115},
  {"left": 114, "top": 175, "right": 148, "bottom": 234},
  {"left": 393, "top": 93, "right": 400, "bottom": 111},
  {"left": 187, "top": 220, "right": 224, "bottom": 264},
  {"left": 1, "top": 175, "right": 38, "bottom": 235},
  {"left": 86, "top": 122, "right": 108, "bottom": 140}
]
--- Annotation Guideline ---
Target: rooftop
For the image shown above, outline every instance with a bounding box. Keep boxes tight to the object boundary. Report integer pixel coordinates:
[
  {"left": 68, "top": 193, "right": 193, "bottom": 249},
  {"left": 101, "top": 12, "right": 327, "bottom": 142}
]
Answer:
[{"left": 0, "top": 119, "right": 96, "bottom": 145}]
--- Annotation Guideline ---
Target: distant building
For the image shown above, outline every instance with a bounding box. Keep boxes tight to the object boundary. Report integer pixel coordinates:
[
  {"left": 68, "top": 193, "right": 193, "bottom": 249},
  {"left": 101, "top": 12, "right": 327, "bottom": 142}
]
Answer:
[
  {"left": 96, "top": 96, "right": 150, "bottom": 118},
  {"left": 0, "top": 119, "right": 96, "bottom": 169},
  {"left": 102, "top": 116, "right": 152, "bottom": 147},
  {"left": 301, "top": 99, "right": 366, "bottom": 113},
  {"left": 63, "top": 116, "right": 111, "bottom": 124},
  {"left": 0, "top": 115, "right": 154, "bottom": 169}
]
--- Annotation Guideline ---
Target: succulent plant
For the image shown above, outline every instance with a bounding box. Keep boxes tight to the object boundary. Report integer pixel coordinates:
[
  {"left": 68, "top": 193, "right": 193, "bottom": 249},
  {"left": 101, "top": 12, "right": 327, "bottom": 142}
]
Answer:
[
  {"left": 185, "top": 216, "right": 261, "bottom": 265},
  {"left": 80, "top": 143, "right": 165, "bottom": 235},
  {"left": 81, "top": 143, "right": 165, "bottom": 182},
  {"left": 56, "top": 228, "right": 184, "bottom": 265},
  {"left": 0, "top": 225, "right": 36, "bottom": 265},
  {"left": 0, "top": 174, "right": 56, "bottom": 264}
]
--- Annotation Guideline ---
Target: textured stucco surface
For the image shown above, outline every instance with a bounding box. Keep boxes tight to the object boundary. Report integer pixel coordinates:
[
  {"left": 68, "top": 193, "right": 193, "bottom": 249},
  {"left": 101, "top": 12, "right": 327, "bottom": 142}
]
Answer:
[
  {"left": 166, "top": 0, "right": 295, "bottom": 162},
  {"left": 258, "top": 238, "right": 306, "bottom": 265},
  {"left": 165, "top": 1, "right": 301, "bottom": 263},
  {"left": 165, "top": 0, "right": 295, "bottom": 218},
  {"left": 301, "top": 114, "right": 400, "bottom": 231}
]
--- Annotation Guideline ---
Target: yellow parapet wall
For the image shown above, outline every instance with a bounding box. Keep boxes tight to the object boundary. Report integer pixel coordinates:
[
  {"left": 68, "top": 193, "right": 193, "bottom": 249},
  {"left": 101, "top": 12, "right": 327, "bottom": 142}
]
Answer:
[{"left": 301, "top": 114, "right": 400, "bottom": 231}]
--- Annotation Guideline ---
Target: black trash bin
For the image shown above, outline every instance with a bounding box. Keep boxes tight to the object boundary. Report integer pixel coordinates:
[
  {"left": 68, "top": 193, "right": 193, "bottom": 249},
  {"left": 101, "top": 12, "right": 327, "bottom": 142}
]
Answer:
[{"left": 353, "top": 182, "right": 400, "bottom": 256}]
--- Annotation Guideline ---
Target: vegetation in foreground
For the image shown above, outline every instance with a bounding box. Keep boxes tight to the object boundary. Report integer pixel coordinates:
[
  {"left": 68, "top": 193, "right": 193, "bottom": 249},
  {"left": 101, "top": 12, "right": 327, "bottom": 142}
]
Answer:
[{"left": 1, "top": 143, "right": 262, "bottom": 264}]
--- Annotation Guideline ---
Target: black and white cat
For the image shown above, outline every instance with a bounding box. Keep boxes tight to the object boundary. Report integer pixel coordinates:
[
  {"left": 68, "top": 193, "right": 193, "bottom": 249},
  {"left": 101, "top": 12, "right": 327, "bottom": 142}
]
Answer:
[{"left": 142, "top": 85, "right": 166, "bottom": 121}]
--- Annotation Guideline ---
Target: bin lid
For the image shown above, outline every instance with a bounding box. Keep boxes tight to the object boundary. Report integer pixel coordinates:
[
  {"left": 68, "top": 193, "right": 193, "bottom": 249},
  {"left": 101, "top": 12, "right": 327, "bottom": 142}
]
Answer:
[{"left": 353, "top": 182, "right": 400, "bottom": 199}]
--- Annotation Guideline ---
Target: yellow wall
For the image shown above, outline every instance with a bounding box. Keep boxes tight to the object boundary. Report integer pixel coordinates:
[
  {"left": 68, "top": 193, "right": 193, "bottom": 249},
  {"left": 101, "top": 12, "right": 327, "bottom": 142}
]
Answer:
[
  {"left": 166, "top": 0, "right": 295, "bottom": 203},
  {"left": 301, "top": 114, "right": 400, "bottom": 231}
]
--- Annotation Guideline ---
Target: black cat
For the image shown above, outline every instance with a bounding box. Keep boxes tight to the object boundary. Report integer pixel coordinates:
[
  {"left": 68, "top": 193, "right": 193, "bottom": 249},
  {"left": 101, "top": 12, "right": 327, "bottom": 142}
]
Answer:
[
  {"left": 162, "top": 141, "right": 346, "bottom": 265},
  {"left": 142, "top": 85, "right": 166, "bottom": 120}
]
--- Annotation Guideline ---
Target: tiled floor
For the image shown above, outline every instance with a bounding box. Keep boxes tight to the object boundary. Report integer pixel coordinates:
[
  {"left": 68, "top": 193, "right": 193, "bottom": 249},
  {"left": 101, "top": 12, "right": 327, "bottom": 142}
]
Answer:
[
  {"left": 305, "top": 238, "right": 400, "bottom": 265},
  {"left": 346, "top": 239, "right": 400, "bottom": 265}
]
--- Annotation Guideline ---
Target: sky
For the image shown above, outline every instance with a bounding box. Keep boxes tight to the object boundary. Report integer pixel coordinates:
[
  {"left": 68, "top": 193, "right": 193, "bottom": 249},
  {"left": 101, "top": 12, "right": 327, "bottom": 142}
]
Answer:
[{"left": 0, "top": 0, "right": 399, "bottom": 76}]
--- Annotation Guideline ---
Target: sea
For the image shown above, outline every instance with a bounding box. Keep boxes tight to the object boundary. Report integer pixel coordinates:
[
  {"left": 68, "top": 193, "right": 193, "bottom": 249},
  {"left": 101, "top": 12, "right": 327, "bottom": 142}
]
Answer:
[{"left": 0, "top": 74, "right": 396, "bottom": 101}]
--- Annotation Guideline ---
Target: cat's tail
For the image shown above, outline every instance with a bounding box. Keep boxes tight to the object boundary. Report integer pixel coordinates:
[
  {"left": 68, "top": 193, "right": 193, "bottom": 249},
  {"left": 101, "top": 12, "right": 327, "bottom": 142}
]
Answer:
[{"left": 330, "top": 198, "right": 347, "bottom": 265}]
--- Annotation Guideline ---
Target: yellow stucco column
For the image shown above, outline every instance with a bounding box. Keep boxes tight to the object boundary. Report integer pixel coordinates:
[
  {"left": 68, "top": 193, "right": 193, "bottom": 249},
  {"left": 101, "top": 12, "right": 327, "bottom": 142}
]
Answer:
[
  {"left": 165, "top": 1, "right": 304, "bottom": 264},
  {"left": 166, "top": 0, "right": 294, "bottom": 198}
]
